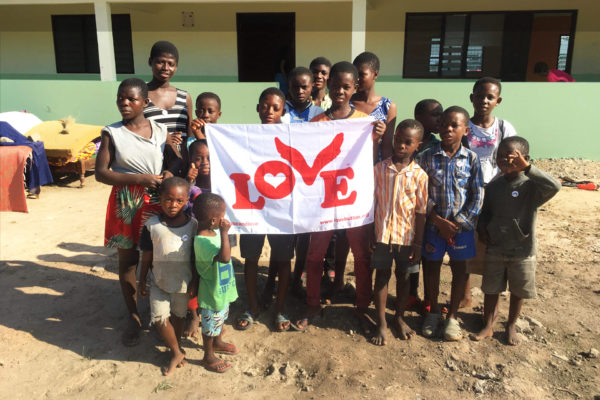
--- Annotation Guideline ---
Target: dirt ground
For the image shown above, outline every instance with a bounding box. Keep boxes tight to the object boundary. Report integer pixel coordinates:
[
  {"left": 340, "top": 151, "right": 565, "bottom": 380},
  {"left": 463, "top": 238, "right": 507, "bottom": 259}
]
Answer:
[{"left": 1, "top": 159, "right": 599, "bottom": 400}]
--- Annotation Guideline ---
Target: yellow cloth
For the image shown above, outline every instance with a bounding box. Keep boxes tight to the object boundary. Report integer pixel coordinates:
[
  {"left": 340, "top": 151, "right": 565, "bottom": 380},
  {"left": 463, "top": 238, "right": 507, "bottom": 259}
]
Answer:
[{"left": 26, "top": 121, "right": 102, "bottom": 158}]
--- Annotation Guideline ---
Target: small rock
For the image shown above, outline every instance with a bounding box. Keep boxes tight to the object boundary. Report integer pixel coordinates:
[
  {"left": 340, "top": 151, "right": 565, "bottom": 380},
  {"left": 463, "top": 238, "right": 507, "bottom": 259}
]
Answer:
[
  {"left": 496, "top": 363, "right": 506, "bottom": 371},
  {"left": 446, "top": 360, "right": 458, "bottom": 371},
  {"left": 244, "top": 370, "right": 257, "bottom": 377},
  {"left": 570, "top": 355, "right": 583, "bottom": 366},
  {"left": 91, "top": 265, "right": 105, "bottom": 272},
  {"left": 525, "top": 316, "right": 543, "bottom": 328},
  {"left": 473, "top": 380, "right": 486, "bottom": 394},
  {"left": 349, "top": 330, "right": 355, "bottom": 335},
  {"left": 515, "top": 318, "right": 532, "bottom": 334},
  {"left": 552, "top": 352, "right": 569, "bottom": 362},
  {"left": 584, "top": 348, "right": 599, "bottom": 359},
  {"left": 549, "top": 361, "right": 559, "bottom": 368},
  {"left": 0, "top": 360, "right": 3, "bottom": 367},
  {"left": 265, "top": 364, "right": 275, "bottom": 376},
  {"left": 450, "top": 353, "right": 460, "bottom": 361}
]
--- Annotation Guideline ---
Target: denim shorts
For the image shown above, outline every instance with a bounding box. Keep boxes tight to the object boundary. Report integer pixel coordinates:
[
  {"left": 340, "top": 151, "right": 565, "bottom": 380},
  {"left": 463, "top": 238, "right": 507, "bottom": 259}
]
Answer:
[{"left": 422, "top": 225, "right": 475, "bottom": 261}]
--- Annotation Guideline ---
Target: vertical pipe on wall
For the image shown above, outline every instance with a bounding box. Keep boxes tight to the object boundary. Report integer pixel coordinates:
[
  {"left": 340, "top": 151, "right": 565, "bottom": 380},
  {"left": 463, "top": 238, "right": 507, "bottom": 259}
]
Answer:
[
  {"left": 351, "top": 0, "right": 366, "bottom": 60},
  {"left": 94, "top": 0, "right": 116, "bottom": 82}
]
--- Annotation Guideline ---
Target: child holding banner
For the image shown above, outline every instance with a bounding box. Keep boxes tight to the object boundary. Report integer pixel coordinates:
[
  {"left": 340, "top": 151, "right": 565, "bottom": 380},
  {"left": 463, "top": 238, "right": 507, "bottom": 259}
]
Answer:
[
  {"left": 236, "top": 88, "right": 296, "bottom": 332},
  {"left": 371, "top": 119, "right": 428, "bottom": 346},
  {"left": 293, "top": 62, "right": 385, "bottom": 333}
]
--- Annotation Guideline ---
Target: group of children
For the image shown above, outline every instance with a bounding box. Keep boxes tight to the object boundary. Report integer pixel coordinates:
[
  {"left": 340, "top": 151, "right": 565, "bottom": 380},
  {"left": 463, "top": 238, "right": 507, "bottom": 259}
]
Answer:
[{"left": 96, "top": 40, "right": 561, "bottom": 375}]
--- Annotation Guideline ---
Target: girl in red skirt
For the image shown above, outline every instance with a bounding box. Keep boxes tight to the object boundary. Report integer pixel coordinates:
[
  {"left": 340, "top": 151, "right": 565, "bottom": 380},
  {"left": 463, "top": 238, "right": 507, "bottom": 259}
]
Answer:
[{"left": 96, "top": 78, "right": 179, "bottom": 346}]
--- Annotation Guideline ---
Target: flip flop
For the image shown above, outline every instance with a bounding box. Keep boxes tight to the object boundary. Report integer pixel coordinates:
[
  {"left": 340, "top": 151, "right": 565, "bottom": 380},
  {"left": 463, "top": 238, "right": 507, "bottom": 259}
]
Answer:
[
  {"left": 275, "top": 313, "right": 291, "bottom": 332},
  {"left": 291, "top": 317, "right": 310, "bottom": 332},
  {"left": 203, "top": 359, "right": 232, "bottom": 373},
  {"left": 235, "top": 311, "right": 258, "bottom": 331},
  {"left": 214, "top": 342, "right": 239, "bottom": 355}
]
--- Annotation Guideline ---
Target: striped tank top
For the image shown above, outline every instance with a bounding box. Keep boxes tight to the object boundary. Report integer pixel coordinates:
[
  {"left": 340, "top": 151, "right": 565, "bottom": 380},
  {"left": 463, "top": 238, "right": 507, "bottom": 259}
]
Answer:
[{"left": 144, "top": 88, "right": 189, "bottom": 136}]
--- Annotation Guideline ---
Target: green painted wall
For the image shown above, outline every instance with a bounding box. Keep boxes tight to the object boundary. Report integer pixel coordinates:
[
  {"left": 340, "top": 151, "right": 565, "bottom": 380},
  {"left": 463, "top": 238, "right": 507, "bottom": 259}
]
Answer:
[
  {"left": 0, "top": 80, "right": 277, "bottom": 126},
  {"left": 375, "top": 81, "right": 599, "bottom": 161},
  {"left": 1, "top": 79, "right": 598, "bottom": 160}
]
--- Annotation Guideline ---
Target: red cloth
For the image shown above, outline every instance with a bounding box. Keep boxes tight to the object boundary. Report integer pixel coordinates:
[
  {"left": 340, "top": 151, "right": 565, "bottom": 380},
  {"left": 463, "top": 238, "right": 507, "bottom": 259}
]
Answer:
[
  {"left": 0, "top": 145, "right": 32, "bottom": 213},
  {"left": 188, "top": 296, "right": 199, "bottom": 311},
  {"left": 548, "top": 69, "right": 575, "bottom": 82},
  {"left": 104, "top": 185, "right": 162, "bottom": 249},
  {"left": 305, "top": 224, "right": 373, "bottom": 309}
]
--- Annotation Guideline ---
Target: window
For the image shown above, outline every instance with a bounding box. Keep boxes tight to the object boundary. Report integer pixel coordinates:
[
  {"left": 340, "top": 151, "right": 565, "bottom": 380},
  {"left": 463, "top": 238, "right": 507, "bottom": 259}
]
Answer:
[
  {"left": 403, "top": 10, "right": 576, "bottom": 81},
  {"left": 557, "top": 35, "right": 569, "bottom": 71},
  {"left": 51, "top": 14, "right": 134, "bottom": 74}
]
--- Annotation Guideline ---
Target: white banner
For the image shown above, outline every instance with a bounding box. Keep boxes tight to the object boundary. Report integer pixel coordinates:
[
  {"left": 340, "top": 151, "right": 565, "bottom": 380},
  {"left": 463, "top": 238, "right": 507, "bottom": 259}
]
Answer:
[{"left": 206, "top": 117, "right": 375, "bottom": 234}]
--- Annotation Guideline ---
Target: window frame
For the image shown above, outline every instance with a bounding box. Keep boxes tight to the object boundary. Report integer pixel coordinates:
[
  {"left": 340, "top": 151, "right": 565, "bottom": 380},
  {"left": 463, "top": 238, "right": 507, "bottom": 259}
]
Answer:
[{"left": 402, "top": 9, "right": 577, "bottom": 80}]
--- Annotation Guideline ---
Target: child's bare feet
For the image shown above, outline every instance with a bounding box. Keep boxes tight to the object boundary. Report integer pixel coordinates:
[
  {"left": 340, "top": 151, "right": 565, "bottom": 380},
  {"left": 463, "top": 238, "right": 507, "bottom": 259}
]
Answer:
[
  {"left": 370, "top": 325, "right": 387, "bottom": 346},
  {"left": 470, "top": 324, "right": 494, "bottom": 341},
  {"left": 393, "top": 315, "right": 416, "bottom": 340},
  {"left": 506, "top": 323, "right": 521, "bottom": 346},
  {"left": 292, "top": 305, "right": 321, "bottom": 331},
  {"left": 459, "top": 297, "right": 473, "bottom": 309},
  {"left": 183, "top": 311, "right": 200, "bottom": 338},
  {"left": 162, "top": 349, "right": 185, "bottom": 376},
  {"left": 354, "top": 308, "right": 376, "bottom": 336}
]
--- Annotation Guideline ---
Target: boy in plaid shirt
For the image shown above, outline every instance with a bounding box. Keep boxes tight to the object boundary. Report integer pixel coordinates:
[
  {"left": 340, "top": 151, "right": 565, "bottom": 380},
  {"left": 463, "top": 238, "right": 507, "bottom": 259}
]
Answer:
[
  {"left": 371, "top": 119, "right": 428, "bottom": 345},
  {"left": 418, "top": 106, "right": 484, "bottom": 341}
]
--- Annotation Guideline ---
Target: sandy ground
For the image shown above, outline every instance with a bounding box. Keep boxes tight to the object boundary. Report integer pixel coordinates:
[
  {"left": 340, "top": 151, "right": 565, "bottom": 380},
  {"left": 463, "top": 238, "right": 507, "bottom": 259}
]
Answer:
[{"left": 1, "top": 160, "right": 599, "bottom": 400}]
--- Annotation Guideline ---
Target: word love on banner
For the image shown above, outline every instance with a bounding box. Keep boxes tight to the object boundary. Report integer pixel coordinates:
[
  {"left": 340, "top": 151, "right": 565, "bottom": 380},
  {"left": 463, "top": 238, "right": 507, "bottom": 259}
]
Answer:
[{"left": 206, "top": 117, "right": 375, "bottom": 234}]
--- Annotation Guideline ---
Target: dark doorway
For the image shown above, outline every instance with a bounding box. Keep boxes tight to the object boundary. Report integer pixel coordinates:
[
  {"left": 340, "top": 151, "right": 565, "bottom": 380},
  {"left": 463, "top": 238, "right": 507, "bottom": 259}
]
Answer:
[
  {"left": 500, "top": 12, "right": 533, "bottom": 82},
  {"left": 236, "top": 13, "right": 295, "bottom": 82}
]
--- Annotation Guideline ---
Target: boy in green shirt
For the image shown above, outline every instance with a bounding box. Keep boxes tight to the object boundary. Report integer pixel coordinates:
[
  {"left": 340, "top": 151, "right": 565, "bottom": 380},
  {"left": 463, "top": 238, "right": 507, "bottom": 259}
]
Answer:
[{"left": 193, "top": 193, "right": 238, "bottom": 373}]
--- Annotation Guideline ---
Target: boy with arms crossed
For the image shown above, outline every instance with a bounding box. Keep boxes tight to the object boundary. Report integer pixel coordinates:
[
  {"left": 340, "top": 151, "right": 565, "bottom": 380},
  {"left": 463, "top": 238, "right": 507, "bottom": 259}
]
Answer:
[
  {"left": 371, "top": 119, "right": 428, "bottom": 345},
  {"left": 471, "top": 137, "right": 560, "bottom": 345},
  {"left": 418, "top": 106, "right": 484, "bottom": 341}
]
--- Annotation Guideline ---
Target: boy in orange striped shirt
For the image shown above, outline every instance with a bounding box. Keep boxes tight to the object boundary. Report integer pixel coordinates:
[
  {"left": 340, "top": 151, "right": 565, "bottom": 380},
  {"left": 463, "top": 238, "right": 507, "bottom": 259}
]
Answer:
[{"left": 371, "top": 119, "right": 428, "bottom": 345}]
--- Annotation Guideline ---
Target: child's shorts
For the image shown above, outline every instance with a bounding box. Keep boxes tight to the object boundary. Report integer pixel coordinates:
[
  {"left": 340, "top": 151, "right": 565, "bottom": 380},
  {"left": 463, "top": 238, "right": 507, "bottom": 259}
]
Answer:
[
  {"left": 150, "top": 283, "right": 189, "bottom": 324},
  {"left": 481, "top": 251, "right": 537, "bottom": 299},
  {"left": 240, "top": 234, "right": 295, "bottom": 262},
  {"left": 201, "top": 306, "right": 229, "bottom": 337},
  {"left": 371, "top": 243, "right": 419, "bottom": 274},
  {"left": 422, "top": 226, "right": 475, "bottom": 261}
]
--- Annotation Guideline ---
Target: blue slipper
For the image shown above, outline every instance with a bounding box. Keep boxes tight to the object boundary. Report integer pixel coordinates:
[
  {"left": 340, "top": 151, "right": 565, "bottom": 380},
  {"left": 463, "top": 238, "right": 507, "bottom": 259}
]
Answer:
[{"left": 235, "top": 311, "right": 257, "bottom": 331}]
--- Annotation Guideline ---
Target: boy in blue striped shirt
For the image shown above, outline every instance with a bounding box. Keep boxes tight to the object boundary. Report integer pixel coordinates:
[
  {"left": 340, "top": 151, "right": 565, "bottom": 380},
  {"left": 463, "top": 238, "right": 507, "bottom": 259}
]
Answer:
[{"left": 418, "top": 106, "right": 484, "bottom": 341}]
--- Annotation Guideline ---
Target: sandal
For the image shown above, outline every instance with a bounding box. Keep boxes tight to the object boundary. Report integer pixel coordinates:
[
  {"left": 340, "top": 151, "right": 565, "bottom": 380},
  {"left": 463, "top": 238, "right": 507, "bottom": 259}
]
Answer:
[
  {"left": 443, "top": 318, "right": 462, "bottom": 341},
  {"left": 275, "top": 313, "right": 291, "bottom": 332},
  {"left": 214, "top": 342, "right": 239, "bottom": 355},
  {"left": 291, "top": 307, "right": 322, "bottom": 332},
  {"left": 203, "top": 359, "right": 232, "bottom": 373},
  {"left": 422, "top": 313, "right": 441, "bottom": 338},
  {"left": 235, "top": 311, "right": 258, "bottom": 331}
]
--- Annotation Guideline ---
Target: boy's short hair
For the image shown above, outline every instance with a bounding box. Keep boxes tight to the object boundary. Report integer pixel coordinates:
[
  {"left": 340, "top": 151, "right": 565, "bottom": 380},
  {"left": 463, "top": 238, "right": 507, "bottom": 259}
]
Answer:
[
  {"left": 118, "top": 78, "right": 148, "bottom": 99},
  {"left": 473, "top": 77, "right": 502, "bottom": 95},
  {"left": 150, "top": 40, "right": 179, "bottom": 63},
  {"left": 159, "top": 176, "right": 189, "bottom": 196},
  {"left": 352, "top": 51, "right": 380, "bottom": 72},
  {"left": 193, "top": 192, "right": 225, "bottom": 219},
  {"left": 288, "top": 66, "right": 313, "bottom": 82},
  {"left": 443, "top": 105, "right": 470, "bottom": 123},
  {"left": 330, "top": 61, "right": 358, "bottom": 84},
  {"left": 189, "top": 139, "right": 209, "bottom": 157},
  {"left": 395, "top": 119, "right": 424, "bottom": 141},
  {"left": 414, "top": 99, "right": 441, "bottom": 116},
  {"left": 258, "top": 87, "right": 286, "bottom": 104},
  {"left": 309, "top": 57, "right": 332, "bottom": 69},
  {"left": 500, "top": 136, "right": 530, "bottom": 155},
  {"left": 196, "top": 92, "right": 221, "bottom": 109}
]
